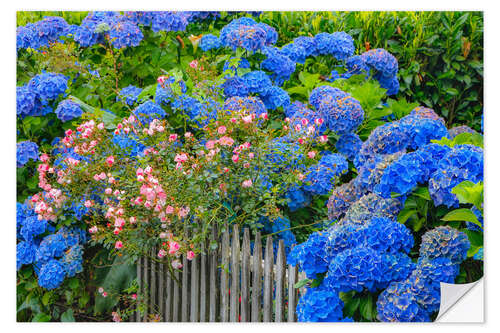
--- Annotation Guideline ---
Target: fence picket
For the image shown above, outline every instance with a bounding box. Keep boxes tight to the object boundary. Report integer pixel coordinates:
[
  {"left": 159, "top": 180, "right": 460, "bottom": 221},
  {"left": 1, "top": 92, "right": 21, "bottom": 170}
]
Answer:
[
  {"left": 136, "top": 257, "right": 142, "bottom": 322},
  {"left": 190, "top": 249, "right": 200, "bottom": 322},
  {"left": 150, "top": 250, "right": 157, "bottom": 317},
  {"left": 143, "top": 255, "right": 149, "bottom": 322},
  {"left": 275, "top": 240, "right": 285, "bottom": 322},
  {"left": 172, "top": 270, "right": 180, "bottom": 322},
  {"left": 181, "top": 253, "right": 189, "bottom": 321},
  {"left": 251, "top": 232, "right": 262, "bottom": 322},
  {"left": 200, "top": 240, "right": 208, "bottom": 322},
  {"left": 240, "top": 228, "right": 251, "bottom": 322},
  {"left": 158, "top": 259, "right": 165, "bottom": 319},
  {"left": 165, "top": 267, "right": 172, "bottom": 322},
  {"left": 230, "top": 224, "right": 240, "bottom": 322},
  {"left": 287, "top": 264, "right": 298, "bottom": 322},
  {"left": 220, "top": 227, "right": 230, "bottom": 322},
  {"left": 263, "top": 235, "right": 273, "bottom": 322},
  {"left": 209, "top": 227, "right": 218, "bottom": 322}
]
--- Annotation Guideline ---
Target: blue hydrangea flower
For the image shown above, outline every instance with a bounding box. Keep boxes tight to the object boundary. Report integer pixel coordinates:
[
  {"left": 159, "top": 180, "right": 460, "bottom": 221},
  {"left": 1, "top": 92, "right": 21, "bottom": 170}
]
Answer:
[
  {"left": 112, "top": 133, "right": 146, "bottom": 157},
  {"left": 172, "top": 95, "right": 218, "bottom": 127},
  {"left": 361, "top": 48, "right": 398, "bottom": 79},
  {"left": 150, "top": 12, "right": 189, "bottom": 32},
  {"left": 17, "top": 85, "right": 41, "bottom": 118},
  {"left": 408, "top": 257, "right": 460, "bottom": 313},
  {"left": 293, "top": 36, "right": 317, "bottom": 57},
  {"left": 200, "top": 34, "right": 221, "bottom": 51},
  {"left": 309, "top": 85, "right": 348, "bottom": 111},
  {"left": 261, "top": 46, "right": 296, "bottom": 85},
  {"left": 473, "top": 247, "right": 483, "bottom": 260},
  {"left": 36, "top": 233, "right": 68, "bottom": 263},
  {"left": 287, "top": 231, "right": 331, "bottom": 279},
  {"left": 118, "top": 85, "right": 143, "bottom": 106},
  {"left": 108, "top": 17, "right": 143, "bottom": 49},
  {"left": 399, "top": 114, "right": 449, "bottom": 150},
  {"left": 154, "top": 77, "right": 187, "bottom": 105},
  {"left": 419, "top": 226, "right": 470, "bottom": 264},
  {"left": 241, "top": 71, "right": 273, "bottom": 96},
  {"left": 54, "top": 99, "right": 83, "bottom": 122},
  {"left": 62, "top": 245, "right": 84, "bottom": 278},
  {"left": 354, "top": 152, "right": 405, "bottom": 195},
  {"left": 17, "top": 141, "right": 39, "bottom": 167},
  {"left": 17, "top": 241, "right": 38, "bottom": 270},
  {"left": 345, "top": 55, "right": 369, "bottom": 76},
  {"left": 376, "top": 73, "right": 400, "bottom": 95},
  {"left": 342, "top": 193, "right": 402, "bottom": 225},
  {"left": 28, "top": 72, "right": 68, "bottom": 105},
  {"left": 260, "top": 86, "right": 290, "bottom": 110},
  {"left": 296, "top": 288, "right": 346, "bottom": 322},
  {"left": 313, "top": 32, "right": 355, "bottom": 60},
  {"left": 133, "top": 101, "right": 167, "bottom": 126},
  {"left": 221, "top": 76, "right": 250, "bottom": 98},
  {"left": 261, "top": 216, "right": 296, "bottom": 255},
  {"left": 336, "top": 133, "right": 362, "bottom": 160},
  {"left": 304, "top": 153, "right": 348, "bottom": 195},
  {"left": 449, "top": 125, "right": 478, "bottom": 138},
  {"left": 220, "top": 18, "right": 268, "bottom": 52},
  {"left": 224, "top": 96, "right": 267, "bottom": 117},
  {"left": 37, "top": 259, "right": 66, "bottom": 290},
  {"left": 327, "top": 180, "right": 360, "bottom": 220},
  {"left": 317, "top": 94, "right": 364, "bottom": 135},
  {"left": 280, "top": 42, "right": 307, "bottom": 64},
  {"left": 17, "top": 16, "right": 69, "bottom": 51},
  {"left": 17, "top": 24, "right": 38, "bottom": 51},
  {"left": 429, "top": 145, "right": 483, "bottom": 207},
  {"left": 286, "top": 186, "right": 312, "bottom": 212},
  {"left": 377, "top": 281, "right": 431, "bottom": 322},
  {"left": 327, "top": 69, "right": 341, "bottom": 82}
]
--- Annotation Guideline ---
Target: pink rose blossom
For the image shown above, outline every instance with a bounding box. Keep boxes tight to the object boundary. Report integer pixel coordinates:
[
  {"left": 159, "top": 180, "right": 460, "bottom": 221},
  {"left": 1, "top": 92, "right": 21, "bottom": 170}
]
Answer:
[
  {"left": 232, "top": 155, "right": 239, "bottom": 163},
  {"left": 248, "top": 152, "right": 254, "bottom": 159},
  {"left": 298, "top": 173, "right": 306, "bottom": 181},
  {"left": 169, "top": 241, "right": 180, "bottom": 254},
  {"left": 84, "top": 200, "right": 93, "bottom": 208},
  {"left": 98, "top": 287, "right": 104, "bottom": 294},
  {"left": 307, "top": 151, "right": 317, "bottom": 159},
  {"left": 189, "top": 60, "right": 199, "bottom": 69},
  {"left": 115, "top": 241, "right": 123, "bottom": 249},
  {"left": 318, "top": 135, "right": 328, "bottom": 143},
  {"left": 40, "top": 154, "right": 49, "bottom": 162},
  {"left": 242, "top": 179, "right": 253, "bottom": 188},
  {"left": 242, "top": 115, "right": 252, "bottom": 123},
  {"left": 172, "top": 260, "right": 183, "bottom": 269},
  {"left": 205, "top": 140, "right": 216, "bottom": 149},
  {"left": 106, "top": 156, "right": 115, "bottom": 167},
  {"left": 169, "top": 134, "right": 178, "bottom": 142},
  {"left": 89, "top": 226, "right": 98, "bottom": 234},
  {"left": 158, "top": 249, "right": 167, "bottom": 258},
  {"left": 102, "top": 292, "right": 108, "bottom": 297},
  {"left": 219, "top": 136, "right": 234, "bottom": 146},
  {"left": 315, "top": 118, "right": 324, "bottom": 125},
  {"left": 105, "top": 188, "right": 112, "bottom": 195},
  {"left": 187, "top": 251, "right": 195, "bottom": 260},
  {"left": 217, "top": 126, "right": 227, "bottom": 134}
]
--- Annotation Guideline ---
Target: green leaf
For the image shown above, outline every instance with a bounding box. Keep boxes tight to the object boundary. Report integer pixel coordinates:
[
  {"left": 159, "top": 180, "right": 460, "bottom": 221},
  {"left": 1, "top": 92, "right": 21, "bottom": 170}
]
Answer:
[
  {"left": 344, "top": 297, "right": 360, "bottom": 318},
  {"left": 61, "top": 309, "right": 75, "bottom": 322},
  {"left": 441, "top": 208, "right": 480, "bottom": 226},
  {"left": 464, "top": 230, "right": 483, "bottom": 247},
  {"left": 294, "top": 278, "right": 310, "bottom": 289},
  {"left": 359, "top": 296, "right": 374, "bottom": 321},
  {"left": 397, "top": 208, "right": 417, "bottom": 224},
  {"left": 451, "top": 181, "right": 483, "bottom": 208},
  {"left": 32, "top": 312, "right": 51, "bottom": 322},
  {"left": 413, "top": 186, "right": 431, "bottom": 200}
]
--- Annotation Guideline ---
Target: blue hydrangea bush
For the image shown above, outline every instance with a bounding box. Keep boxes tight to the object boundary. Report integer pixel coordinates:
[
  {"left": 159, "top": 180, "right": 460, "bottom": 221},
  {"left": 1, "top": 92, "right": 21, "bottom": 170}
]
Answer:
[{"left": 16, "top": 11, "right": 483, "bottom": 322}]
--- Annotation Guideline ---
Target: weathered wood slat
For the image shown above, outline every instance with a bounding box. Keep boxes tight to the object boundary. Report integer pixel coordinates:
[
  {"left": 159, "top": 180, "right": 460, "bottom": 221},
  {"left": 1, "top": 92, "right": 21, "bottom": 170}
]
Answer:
[
  {"left": 172, "top": 270, "right": 180, "bottom": 322},
  {"left": 158, "top": 259, "right": 165, "bottom": 319},
  {"left": 199, "top": 240, "right": 208, "bottom": 322},
  {"left": 275, "top": 240, "right": 286, "bottom": 322},
  {"left": 209, "top": 227, "right": 218, "bottom": 322},
  {"left": 263, "top": 236, "right": 273, "bottom": 322},
  {"left": 181, "top": 253, "right": 189, "bottom": 322},
  {"left": 143, "top": 255, "right": 149, "bottom": 322},
  {"left": 240, "top": 228, "right": 251, "bottom": 322},
  {"left": 136, "top": 257, "right": 142, "bottom": 322},
  {"left": 165, "top": 266, "right": 172, "bottom": 322},
  {"left": 220, "top": 227, "right": 230, "bottom": 322},
  {"left": 287, "top": 264, "right": 298, "bottom": 322},
  {"left": 230, "top": 224, "right": 240, "bottom": 322},
  {"left": 251, "top": 232, "right": 262, "bottom": 322},
  {"left": 150, "top": 250, "right": 157, "bottom": 316},
  {"left": 190, "top": 250, "right": 200, "bottom": 322}
]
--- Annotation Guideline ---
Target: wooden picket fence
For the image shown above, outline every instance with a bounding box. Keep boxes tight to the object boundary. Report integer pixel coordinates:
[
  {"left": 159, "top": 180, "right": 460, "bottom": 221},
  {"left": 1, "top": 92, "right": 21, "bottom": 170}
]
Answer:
[{"left": 132, "top": 224, "right": 306, "bottom": 322}]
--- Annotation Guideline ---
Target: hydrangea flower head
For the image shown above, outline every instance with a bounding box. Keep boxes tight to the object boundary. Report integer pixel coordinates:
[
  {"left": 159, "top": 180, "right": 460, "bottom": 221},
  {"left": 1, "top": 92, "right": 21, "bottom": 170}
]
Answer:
[
  {"left": 54, "top": 99, "right": 83, "bottom": 122},
  {"left": 296, "top": 288, "right": 346, "bottom": 322},
  {"left": 17, "top": 141, "right": 39, "bottom": 167},
  {"left": 118, "top": 85, "right": 143, "bottom": 106},
  {"left": 37, "top": 259, "right": 66, "bottom": 290},
  {"left": 419, "top": 226, "right": 470, "bottom": 264},
  {"left": 304, "top": 153, "right": 348, "bottom": 195},
  {"left": 200, "top": 34, "right": 221, "bottom": 51}
]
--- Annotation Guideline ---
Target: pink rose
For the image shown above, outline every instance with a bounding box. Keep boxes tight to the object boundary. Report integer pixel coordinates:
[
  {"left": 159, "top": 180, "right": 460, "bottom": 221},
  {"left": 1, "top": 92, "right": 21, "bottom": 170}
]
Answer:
[
  {"left": 89, "top": 226, "right": 98, "bottom": 234},
  {"left": 242, "top": 179, "right": 253, "bottom": 188},
  {"left": 172, "top": 259, "right": 183, "bottom": 269},
  {"left": 84, "top": 200, "right": 93, "bottom": 208},
  {"left": 219, "top": 136, "right": 234, "bottom": 146},
  {"left": 106, "top": 156, "right": 115, "bottom": 167},
  {"left": 232, "top": 155, "right": 239, "bottom": 163},
  {"left": 217, "top": 126, "right": 227, "bottom": 135},
  {"left": 169, "top": 241, "right": 180, "bottom": 254},
  {"left": 189, "top": 60, "right": 199, "bottom": 69},
  {"left": 318, "top": 135, "right": 328, "bottom": 144},
  {"left": 307, "top": 151, "right": 317, "bottom": 159},
  {"left": 115, "top": 241, "right": 123, "bottom": 249},
  {"left": 187, "top": 251, "right": 195, "bottom": 260}
]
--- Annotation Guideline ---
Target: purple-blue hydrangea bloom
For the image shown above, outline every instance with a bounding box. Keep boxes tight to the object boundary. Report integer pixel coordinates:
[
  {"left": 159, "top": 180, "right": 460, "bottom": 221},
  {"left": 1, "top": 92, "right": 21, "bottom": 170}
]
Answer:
[
  {"left": 260, "top": 86, "right": 290, "bottom": 110},
  {"left": 133, "top": 101, "right": 167, "bottom": 126},
  {"left": 303, "top": 153, "right": 348, "bottom": 195},
  {"left": 17, "top": 241, "right": 38, "bottom": 270},
  {"left": 419, "top": 226, "right": 470, "bottom": 264},
  {"left": 377, "top": 281, "right": 431, "bottom": 322},
  {"left": 242, "top": 70, "right": 273, "bottom": 96},
  {"left": 327, "top": 180, "right": 360, "bottom": 220},
  {"left": 296, "top": 288, "right": 346, "bottom": 322},
  {"left": 54, "top": 99, "right": 83, "bottom": 122},
  {"left": 37, "top": 259, "right": 66, "bottom": 290},
  {"left": 280, "top": 42, "right": 307, "bottom": 64},
  {"left": 118, "top": 85, "right": 143, "bottom": 106},
  {"left": 224, "top": 96, "right": 267, "bottom": 117},
  {"left": 200, "top": 34, "right": 221, "bottom": 51},
  {"left": 293, "top": 36, "right": 317, "bottom": 57},
  {"left": 261, "top": 46, "right": 296, "bottom": 86},
  {"left": 17, "top": 141, "right": 39, "bottom": 167},
  {"left": 28, "top": 72, "right": 68, "bottom": 105},
  {"left": 286, "top": 186, "right": 312, "bottom": 212},
  {"left": 287, "top": 231, "right": 331, "bottom": 279},
  {"left": 336, "top": 133, "right": 362, "bottom": 160}
]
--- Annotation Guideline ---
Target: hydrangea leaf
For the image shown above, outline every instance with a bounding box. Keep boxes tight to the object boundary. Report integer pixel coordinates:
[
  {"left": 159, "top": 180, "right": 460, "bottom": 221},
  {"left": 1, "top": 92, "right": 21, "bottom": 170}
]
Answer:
[{"left": 441, "top": 208, "right": 480, "bottom": 227}]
